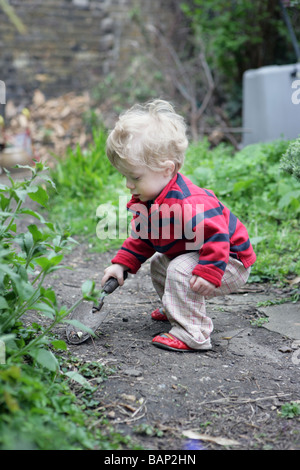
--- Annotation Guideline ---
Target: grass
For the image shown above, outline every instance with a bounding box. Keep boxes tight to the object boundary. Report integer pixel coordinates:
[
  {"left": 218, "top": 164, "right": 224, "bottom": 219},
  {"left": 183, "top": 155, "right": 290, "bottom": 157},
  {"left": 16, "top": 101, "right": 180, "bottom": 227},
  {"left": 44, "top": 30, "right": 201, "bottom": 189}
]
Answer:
[
  {"left": 48, "top": 128, "right": 127, "bottom": 251},
  {"left": 48, "top": 131, "right": 300, "bottom": 284}
]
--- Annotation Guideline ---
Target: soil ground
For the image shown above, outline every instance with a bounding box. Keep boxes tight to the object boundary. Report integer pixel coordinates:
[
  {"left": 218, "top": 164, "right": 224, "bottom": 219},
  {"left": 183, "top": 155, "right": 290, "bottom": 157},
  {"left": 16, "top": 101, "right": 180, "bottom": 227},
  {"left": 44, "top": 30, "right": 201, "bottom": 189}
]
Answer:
[{"left": 51, "top": 243, "right": 300, "bottom": 451}]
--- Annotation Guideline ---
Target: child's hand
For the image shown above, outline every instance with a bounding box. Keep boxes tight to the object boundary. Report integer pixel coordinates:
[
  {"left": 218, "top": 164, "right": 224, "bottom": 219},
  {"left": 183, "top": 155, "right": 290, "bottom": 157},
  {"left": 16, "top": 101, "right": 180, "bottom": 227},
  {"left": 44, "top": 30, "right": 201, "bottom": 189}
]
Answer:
[
  {"left": 190, "top": 275, "right": 216, "bottom": 297},
  {"left": 101, "top": 264, "right": 128, "bottom": 287}
]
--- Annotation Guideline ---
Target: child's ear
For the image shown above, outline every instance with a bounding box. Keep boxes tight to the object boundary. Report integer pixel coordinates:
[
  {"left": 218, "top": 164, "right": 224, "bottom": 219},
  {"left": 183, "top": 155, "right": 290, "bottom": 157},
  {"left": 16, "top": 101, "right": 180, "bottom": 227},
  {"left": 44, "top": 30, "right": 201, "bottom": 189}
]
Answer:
[{"left": 163, "top": 160, "right": 175, "bottom": 176}]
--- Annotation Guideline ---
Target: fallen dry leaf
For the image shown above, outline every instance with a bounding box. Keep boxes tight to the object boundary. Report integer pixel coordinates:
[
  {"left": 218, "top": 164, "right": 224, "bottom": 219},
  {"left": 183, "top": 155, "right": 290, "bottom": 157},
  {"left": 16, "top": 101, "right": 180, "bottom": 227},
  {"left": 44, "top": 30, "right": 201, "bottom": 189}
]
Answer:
[
  {"left": 286, "top": 276, "right": 300, "bottom": 286},
  {"left": 182, "top": 430, "right": 240, "bottom": 447},
  {"left": 120, "top": 394, "right": 136, "bottom": 403},
  {"left": 2, "top": 89, "right": 92, "bottom": 168}
]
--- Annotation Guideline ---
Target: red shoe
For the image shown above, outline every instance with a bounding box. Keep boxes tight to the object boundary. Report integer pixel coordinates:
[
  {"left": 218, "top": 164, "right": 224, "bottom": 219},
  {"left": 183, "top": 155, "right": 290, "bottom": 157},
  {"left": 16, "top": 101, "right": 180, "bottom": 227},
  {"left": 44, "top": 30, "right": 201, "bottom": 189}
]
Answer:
[
  {"left": 152, "top": 333, "right": 196, "bottom": 352},
  {"left": 151, "top": 307, "right": 168, "bottom": 321}
]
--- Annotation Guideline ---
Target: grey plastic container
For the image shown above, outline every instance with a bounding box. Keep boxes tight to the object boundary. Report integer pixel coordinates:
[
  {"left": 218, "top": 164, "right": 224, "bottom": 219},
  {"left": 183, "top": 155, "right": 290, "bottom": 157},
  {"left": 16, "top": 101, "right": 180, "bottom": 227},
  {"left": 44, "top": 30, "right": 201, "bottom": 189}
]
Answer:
[{"left": 242, "top": 63, "right": 300, "bottom": 146}]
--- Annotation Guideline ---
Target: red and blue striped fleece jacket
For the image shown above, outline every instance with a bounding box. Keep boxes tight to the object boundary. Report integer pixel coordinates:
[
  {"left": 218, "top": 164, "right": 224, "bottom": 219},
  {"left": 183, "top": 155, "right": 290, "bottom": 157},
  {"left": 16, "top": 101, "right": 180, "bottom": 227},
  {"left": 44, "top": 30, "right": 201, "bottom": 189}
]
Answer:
[{"left": 111, "top": 172, "right": 256, "bottom": 287}]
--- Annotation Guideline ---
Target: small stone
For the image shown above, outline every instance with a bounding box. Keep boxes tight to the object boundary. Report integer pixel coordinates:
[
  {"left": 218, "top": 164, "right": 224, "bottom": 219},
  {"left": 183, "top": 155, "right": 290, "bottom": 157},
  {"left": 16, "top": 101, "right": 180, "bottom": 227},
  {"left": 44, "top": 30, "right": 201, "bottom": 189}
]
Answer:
[
  {"left": 278, "top": 346, "right": 292, "bottom": 353},
  {"left": 123, "top": 368, "right": 142, "bottom": 377},
  {"left": 121, "top": 393, "right": 136, "bottom": 402}
]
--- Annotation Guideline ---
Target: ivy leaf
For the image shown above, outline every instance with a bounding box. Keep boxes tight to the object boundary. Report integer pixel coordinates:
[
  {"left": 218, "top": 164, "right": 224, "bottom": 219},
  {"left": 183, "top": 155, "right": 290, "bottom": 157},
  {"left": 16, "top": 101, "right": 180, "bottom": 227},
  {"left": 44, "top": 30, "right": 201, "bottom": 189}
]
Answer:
[
  {"left": 51, "top": 339, "right": 67, "bottom": 351},
  {"left": 35, "top": 254, "right": 64, "bottom": 271},
  {"left": 14, "top": 189, "right": 28, "bottom": 202},
  {"left": 38, "top": 174, "right": 57, "bottom": 190},
  {"left": 28, "top": 348, "right": 59, "bottom": 372},
  {"left": 63, "top": 319, "right": 95, "bottom": 337},
  {"left": 81, "top": 279, "right": 95, "bottom": 297},
  {"left": 30, "top": 302, "right": 56, "bottom": 319},
  {"left": 0, "top": 296, "right": 9, "bottom": 309},
  {"left": 19, "top": 208, "right": 46, "bottom": 224},
  {"left": 28, "top": 224, "right": 44, "bottom": 243},
  {"left": 64, "top": 370, "right": 93, "bottom": 389},
  {"left": 40, "top": 286, "right": 57, "bottom": 304},
  {"left": 28, "top": 186, "right": 49, "bottom": 207}
]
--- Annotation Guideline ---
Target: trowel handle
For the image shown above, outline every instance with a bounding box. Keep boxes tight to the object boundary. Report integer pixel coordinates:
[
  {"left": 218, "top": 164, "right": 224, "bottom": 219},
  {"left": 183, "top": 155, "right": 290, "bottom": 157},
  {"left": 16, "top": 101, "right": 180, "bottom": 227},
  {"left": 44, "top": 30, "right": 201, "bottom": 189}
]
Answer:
[{"left": 103, "top": 271, "right": 128, "bottom": 294}]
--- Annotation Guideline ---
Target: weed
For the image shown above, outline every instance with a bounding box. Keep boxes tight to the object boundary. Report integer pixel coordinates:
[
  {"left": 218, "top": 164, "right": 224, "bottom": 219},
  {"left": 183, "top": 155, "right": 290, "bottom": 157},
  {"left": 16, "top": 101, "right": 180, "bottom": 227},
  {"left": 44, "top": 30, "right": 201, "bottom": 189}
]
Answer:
[
  {"left": 0, "top": 358, "right": 131, "bottom": 450},
  {"left": 249, "top": 317, "right": 269, "bottom": 327},
  {"left": 0, "top": 162, "right": 101, "bottom": 367},
  {"left": 280, "top": 402, "right": 300, "bottom": 419},
  {"left": 257, "top": 291, "right": 299, "bottom": 307},
  {"left": 133, "top": 423, "right": 164, "bottom": 438}
]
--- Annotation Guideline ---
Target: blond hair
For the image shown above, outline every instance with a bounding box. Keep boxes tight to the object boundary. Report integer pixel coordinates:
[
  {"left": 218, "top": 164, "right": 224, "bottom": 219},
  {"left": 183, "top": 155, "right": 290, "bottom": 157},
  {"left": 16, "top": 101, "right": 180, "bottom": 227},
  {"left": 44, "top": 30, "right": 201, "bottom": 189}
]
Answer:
[{"left": 106, "top": 99, "right": 188, "bottom": 172}]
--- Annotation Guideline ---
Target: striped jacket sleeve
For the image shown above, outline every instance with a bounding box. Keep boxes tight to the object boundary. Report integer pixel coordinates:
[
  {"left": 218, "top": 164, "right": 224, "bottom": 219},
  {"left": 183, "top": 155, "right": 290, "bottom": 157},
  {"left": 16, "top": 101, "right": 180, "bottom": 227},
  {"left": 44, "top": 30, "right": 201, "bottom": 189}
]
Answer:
[
  {"left": 111, "top": 203, "right": 155, "bottom": 273},
  {"left": 111, "top": 237, "right": 155, "bottom": 274},
  {"left": 183, "top": 196, "right": 230, "bottom": 287}
]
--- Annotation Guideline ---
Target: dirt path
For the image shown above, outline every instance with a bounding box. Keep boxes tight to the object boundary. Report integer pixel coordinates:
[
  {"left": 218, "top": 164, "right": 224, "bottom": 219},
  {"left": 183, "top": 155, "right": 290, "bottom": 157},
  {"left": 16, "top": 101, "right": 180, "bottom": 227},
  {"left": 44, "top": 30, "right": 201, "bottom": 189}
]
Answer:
[{"left": 51, "top": 243, "right": 300, "bottom": 451}]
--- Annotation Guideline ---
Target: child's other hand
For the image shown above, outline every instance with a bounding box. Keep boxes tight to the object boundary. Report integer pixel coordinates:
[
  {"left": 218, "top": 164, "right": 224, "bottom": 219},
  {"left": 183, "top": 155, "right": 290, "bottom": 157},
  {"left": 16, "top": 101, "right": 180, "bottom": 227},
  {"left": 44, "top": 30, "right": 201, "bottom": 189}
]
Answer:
[
  {"left": 101, "top": 264, "right": 128, "bottom": 287},
  {"left": 190, "top": 275, "right": 216, "bottom": 297}
]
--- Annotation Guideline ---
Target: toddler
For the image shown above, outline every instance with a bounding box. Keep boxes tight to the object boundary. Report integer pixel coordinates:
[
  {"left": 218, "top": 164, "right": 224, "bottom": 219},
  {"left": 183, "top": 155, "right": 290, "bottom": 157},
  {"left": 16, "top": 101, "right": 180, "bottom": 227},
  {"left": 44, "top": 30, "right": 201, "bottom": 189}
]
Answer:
[{"left": 101, "top": 100, "right": 256, "bottom": 352}]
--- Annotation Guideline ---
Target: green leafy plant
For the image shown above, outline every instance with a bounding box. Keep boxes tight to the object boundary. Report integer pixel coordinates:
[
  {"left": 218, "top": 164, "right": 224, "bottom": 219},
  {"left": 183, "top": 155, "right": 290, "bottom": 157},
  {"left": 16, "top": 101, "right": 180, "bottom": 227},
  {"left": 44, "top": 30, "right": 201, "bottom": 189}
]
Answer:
[
  {"left": 180, "top": 0, "right": 300, "bottom": 124},
  {"left": 0, "top": 359, "right": 133, "bottom": 450},
  {"left": 0, "top": 161, "right": 99, "bottom": 368},
  {"left": 133, "top": 423, "right": 164, "bottom": 438},
  {"left": 280, "top": 136, "right": 300, "bottom": 181},
  {"left": 280, "top": 401, "right": 300, "bottom": 418},
  {"left": 0, "top": 162, "right": 137, "bottom": 450},
  {"left": 181, "top": 1, "right": 298, "bottom": 84},
  {"left": 249, "top": 317, "right": 269, "bottom": 327}
]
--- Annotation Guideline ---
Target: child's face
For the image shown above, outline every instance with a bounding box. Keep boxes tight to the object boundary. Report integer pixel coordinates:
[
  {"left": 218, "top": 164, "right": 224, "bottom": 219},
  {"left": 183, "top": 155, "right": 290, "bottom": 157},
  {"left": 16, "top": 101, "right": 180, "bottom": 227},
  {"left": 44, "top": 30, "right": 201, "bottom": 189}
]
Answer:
[{"left": 119, "top": 162, "right": 174, "bottom": 202}]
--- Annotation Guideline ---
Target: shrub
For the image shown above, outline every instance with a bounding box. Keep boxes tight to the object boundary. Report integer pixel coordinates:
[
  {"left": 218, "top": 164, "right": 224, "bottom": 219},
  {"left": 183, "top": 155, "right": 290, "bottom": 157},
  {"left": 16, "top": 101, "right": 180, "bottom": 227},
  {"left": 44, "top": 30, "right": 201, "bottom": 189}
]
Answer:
[
  {"left": 280, "top": 136, "right": 300, "bottom": 181},
  {"left": 0, "top": 161, "right": 99, "bottom": 367},
  {"left": 0, "top": 162, "right": 112, "bottom": 450}
]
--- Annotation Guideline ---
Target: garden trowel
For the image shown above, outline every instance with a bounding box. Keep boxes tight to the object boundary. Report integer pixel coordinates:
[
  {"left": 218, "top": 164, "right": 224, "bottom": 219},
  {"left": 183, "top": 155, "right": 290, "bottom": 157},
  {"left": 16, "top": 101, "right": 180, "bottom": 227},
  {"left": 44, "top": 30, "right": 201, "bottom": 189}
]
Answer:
[{"left": 66, "top": 272, "right": 127, "bottom": 345}]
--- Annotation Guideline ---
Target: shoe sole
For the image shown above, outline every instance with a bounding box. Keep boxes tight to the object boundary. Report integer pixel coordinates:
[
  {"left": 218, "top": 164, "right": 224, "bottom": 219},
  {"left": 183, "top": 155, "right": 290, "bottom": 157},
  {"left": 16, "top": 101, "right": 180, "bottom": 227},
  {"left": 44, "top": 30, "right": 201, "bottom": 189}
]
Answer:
[{"left": 152, "top": 340, "right": 197, "bottom": 352}]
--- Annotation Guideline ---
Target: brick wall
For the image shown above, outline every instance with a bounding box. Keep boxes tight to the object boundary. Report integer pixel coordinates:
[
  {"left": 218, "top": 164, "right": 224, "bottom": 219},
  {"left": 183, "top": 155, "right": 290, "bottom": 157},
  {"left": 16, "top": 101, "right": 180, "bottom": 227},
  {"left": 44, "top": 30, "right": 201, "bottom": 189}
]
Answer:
[{"left": 0, "top": 0, "right": 178, "bottom": 104}]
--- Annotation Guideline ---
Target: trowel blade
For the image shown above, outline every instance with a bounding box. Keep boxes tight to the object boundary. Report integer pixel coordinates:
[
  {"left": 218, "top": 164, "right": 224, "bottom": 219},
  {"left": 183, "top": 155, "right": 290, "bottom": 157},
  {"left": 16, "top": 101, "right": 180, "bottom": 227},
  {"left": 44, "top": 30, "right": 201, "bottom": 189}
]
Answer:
[{"left": 65, "top": 299, "right": 109, "bottom": 345}]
